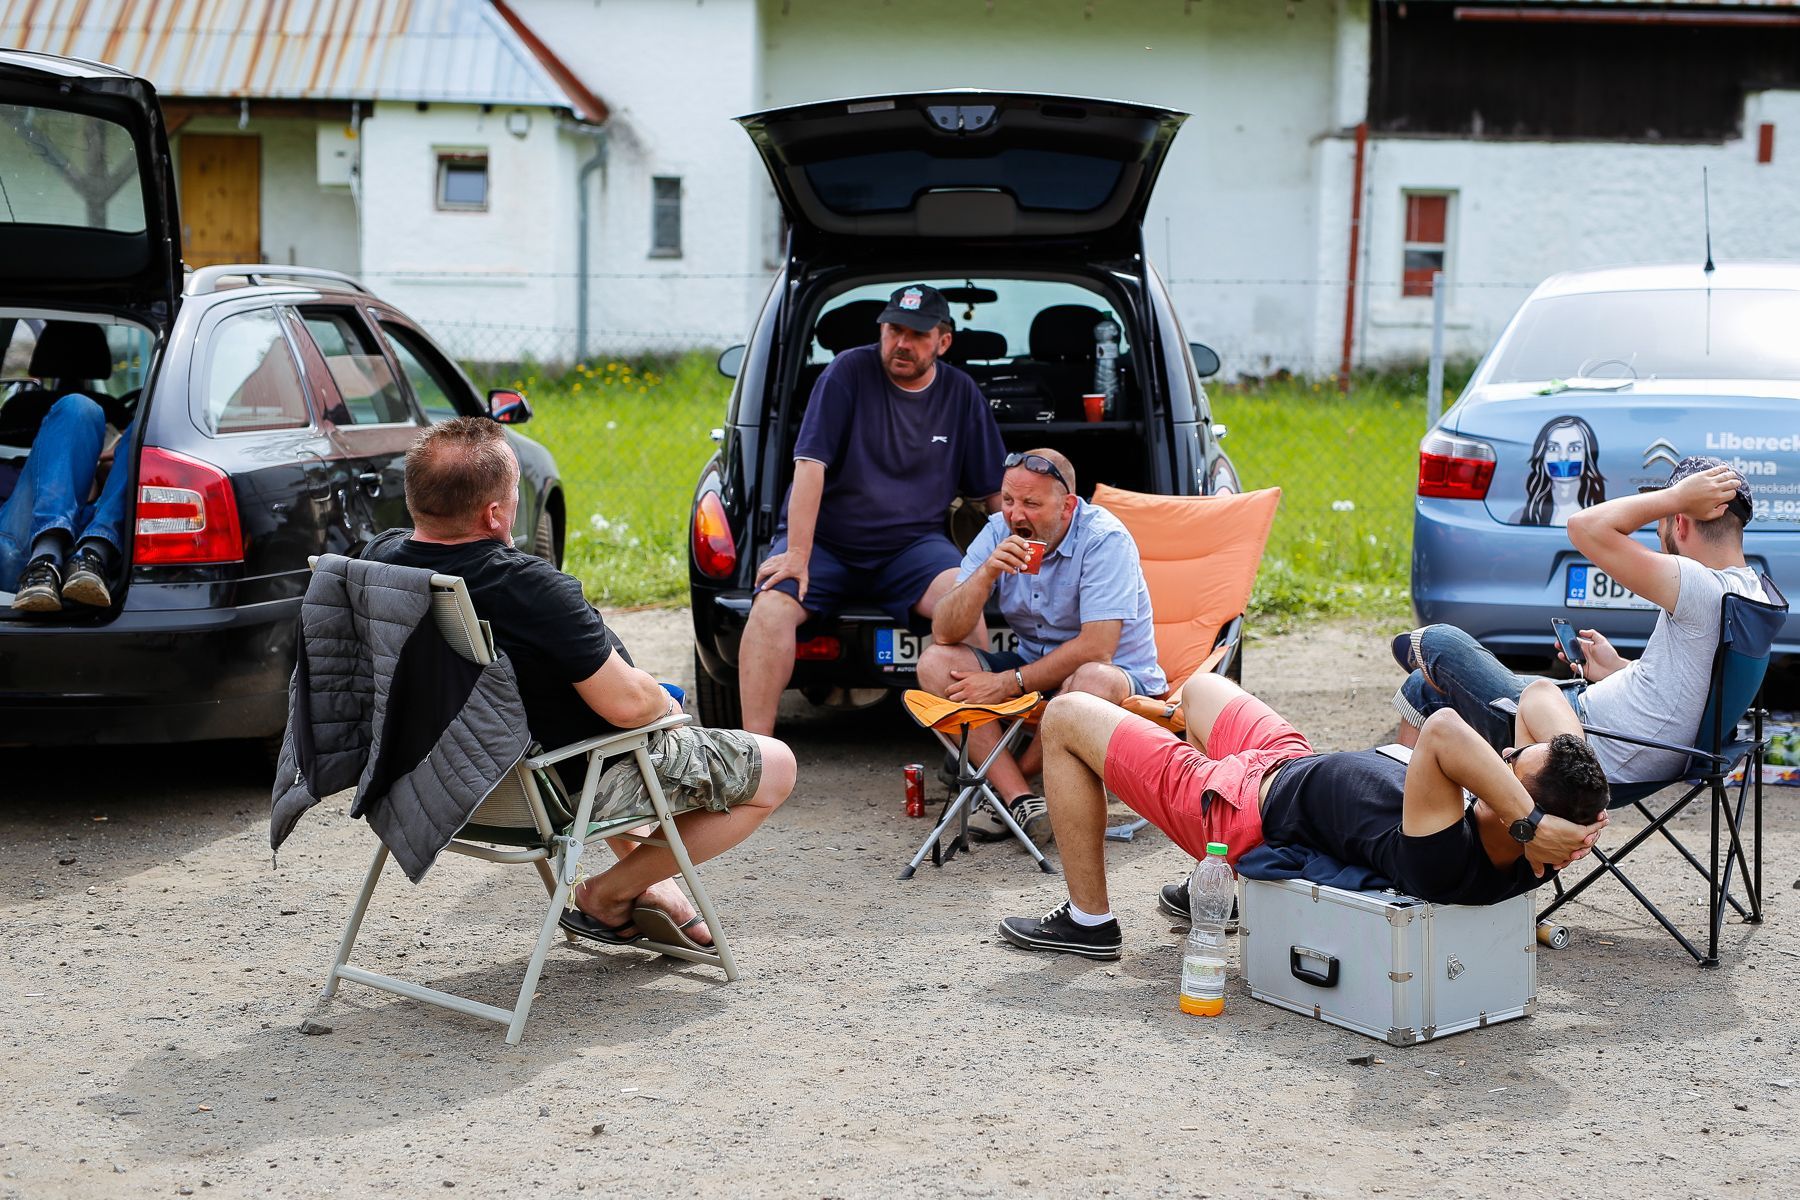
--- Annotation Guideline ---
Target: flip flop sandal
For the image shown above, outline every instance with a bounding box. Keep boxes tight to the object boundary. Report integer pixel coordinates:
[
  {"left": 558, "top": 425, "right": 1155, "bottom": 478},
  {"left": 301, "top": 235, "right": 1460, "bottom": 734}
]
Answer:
[
  {"left": 632, "top": 905, "right": 715, "bottom": 953},
  {"left": 559, "top": 908, "right": 644, "bottom": 945}
]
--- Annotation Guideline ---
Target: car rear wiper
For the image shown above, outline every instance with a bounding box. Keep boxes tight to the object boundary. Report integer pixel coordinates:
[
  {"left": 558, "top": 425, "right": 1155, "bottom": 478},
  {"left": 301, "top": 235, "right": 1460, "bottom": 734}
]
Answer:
[{"left": 1537, "top": 376, "right": 1635, "bottom": 395}]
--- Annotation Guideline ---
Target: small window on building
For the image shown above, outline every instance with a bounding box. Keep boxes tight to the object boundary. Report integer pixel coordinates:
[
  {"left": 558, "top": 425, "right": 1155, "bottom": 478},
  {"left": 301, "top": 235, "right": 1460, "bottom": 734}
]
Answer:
[
  {"left": 651, "top": 175, "right": 682, "bottom": 257},
  {"left": 437, "top": 153, "right": 489, "bottom": 211},
  {"left": 1401, "top": 192, "right": 1451, "bottom": 299}
]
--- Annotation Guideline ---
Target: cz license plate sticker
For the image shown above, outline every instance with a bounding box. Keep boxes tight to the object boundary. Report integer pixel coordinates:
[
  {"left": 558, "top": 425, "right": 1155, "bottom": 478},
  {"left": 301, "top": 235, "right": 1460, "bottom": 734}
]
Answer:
[
  {"left": 1565, "top": 564, "right": 1656, "bottom": 611},
  {"left": 875, "top": 627, "right": 1018, "bottom": 669}
]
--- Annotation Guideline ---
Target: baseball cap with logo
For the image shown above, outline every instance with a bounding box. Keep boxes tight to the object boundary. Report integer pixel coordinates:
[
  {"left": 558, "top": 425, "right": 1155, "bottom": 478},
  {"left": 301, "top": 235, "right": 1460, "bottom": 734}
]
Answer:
[
  {"left": 1638, "top": 454, "right": 1755, "bottom": 524},
  {"left": 876, "top": 284, "right": 954, "bottom": 333}
]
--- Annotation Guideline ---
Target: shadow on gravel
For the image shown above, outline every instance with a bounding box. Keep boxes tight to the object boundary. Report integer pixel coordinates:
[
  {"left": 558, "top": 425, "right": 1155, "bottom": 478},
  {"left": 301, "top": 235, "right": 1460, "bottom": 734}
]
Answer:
[
  {"left": 98, "top": 954, "right": 719, "bottom": 1163},
  {"left": 0, "top": 740, "right": 274, "bottom": 904}
]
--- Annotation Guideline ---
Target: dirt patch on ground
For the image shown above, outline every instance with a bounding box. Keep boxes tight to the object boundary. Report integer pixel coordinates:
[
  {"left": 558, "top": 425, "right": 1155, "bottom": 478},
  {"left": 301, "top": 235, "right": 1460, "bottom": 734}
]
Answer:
[{"left": 2, "top": 612, "right": 1797, "bottom": 1198}]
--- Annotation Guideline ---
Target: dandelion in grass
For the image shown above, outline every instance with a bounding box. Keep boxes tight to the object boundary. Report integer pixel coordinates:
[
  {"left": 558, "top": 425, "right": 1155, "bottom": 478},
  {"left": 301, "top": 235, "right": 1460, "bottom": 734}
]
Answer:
[
  {"left": 1331, "top": 500, "right": 1356, "bottom": 512},
  {"left": 606, "top": 420, "right": 617, "bottom": 430}
]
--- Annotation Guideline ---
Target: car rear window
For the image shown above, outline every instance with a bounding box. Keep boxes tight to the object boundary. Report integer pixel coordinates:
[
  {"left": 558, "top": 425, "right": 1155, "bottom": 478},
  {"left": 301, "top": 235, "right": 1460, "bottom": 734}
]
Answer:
[
  {"left": 202, "top": 309, "right": 310, "bottom": 434},
  {"left": 299, "top": 311, "right": 414, "bottom": 425},
  {"left": 1487, "top": 288, "right": 1800, "bottom": 384},
  {"left": 803, "top": 149, "right": 1124, "bottom": 216},
  {"left": 0, "top": 103, "right": 146, "bottom": 234}
]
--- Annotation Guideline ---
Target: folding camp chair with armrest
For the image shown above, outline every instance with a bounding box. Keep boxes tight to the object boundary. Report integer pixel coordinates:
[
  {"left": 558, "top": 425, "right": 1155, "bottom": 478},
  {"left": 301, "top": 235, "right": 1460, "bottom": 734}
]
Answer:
[
  {"left": 1501, "top": 580, "right": 1787, "bottom": 966},
  {"left": 318, "top": 567, "right": 738, "bottom": 1044},
  {"left": 1088, "top": 485, "right": 1283, "bottom": 841},
  {"left": 900, "top": 689, "right": 1053, "bottom": 878}
]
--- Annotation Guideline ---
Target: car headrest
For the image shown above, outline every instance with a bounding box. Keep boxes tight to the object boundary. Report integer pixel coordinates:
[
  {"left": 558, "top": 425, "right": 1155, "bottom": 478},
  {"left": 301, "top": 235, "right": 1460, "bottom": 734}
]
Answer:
[
  {"left": 943, "top": 329, "right": 1008, "bottom": 364},
  {"left": 1028, "top": 304, "right": 1106, "bottom": 362},
  {"left": 814, "top": 300, "right": 886, "bottom": 353},
  {"left": 28, "top": 321, "right": 114, "bottom": 382}
]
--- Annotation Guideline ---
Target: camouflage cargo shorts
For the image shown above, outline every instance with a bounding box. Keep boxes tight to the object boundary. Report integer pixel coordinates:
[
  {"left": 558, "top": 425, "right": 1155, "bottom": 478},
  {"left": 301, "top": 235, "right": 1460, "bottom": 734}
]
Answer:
[{"left": 591, "top": 725, "right": 763, "bottom": 825}]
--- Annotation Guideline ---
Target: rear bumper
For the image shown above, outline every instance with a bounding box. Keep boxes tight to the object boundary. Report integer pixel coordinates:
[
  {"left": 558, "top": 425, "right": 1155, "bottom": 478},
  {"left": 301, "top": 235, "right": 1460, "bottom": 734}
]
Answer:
[
  {"left": 693, "top": 588, "right": 934, "bottom": 691},
  {"left": 1411, "top": 498, "right": 1800, "bottom": 659},
  {"left": 0, "top": 593, "right": 297, "bottom": 745}
]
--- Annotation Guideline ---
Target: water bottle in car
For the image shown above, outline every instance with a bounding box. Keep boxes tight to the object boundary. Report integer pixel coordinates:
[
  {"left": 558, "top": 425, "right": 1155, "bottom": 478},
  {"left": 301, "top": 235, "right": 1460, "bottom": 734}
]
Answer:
[
  {"left": 1179, "top": 842, "right": 1235, "bottom": 1016},
  {"left": 1092, "top": 312, "right": 1121, "bottom": 416}
]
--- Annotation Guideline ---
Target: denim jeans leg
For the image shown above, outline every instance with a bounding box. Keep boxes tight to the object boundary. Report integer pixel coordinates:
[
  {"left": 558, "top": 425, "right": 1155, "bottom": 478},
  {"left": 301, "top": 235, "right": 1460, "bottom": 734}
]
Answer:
[
  {"left": 75, "top": 417, "right": 134, "bottom": 552},
  {"left": 1394, "top": 624, "right": 1530, "bottom": 752},
  {"left": 0, "top": 394, "right": 105, "bottom": 588}
]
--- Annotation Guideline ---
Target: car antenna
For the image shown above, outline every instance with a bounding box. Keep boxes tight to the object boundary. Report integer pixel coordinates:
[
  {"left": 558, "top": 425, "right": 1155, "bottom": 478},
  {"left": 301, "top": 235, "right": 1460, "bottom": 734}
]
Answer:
[{"left": 1702, "top": 166, "right": 1715, "bottom": 274}]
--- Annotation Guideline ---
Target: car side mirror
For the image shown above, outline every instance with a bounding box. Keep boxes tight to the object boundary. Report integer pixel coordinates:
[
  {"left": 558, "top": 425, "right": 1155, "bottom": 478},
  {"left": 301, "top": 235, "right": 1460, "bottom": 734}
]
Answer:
[
  {"left": 487, "top": 389, "right": 532, "bottom": 425},
  {"left": 717, "top": 344, "right": 746, "bottom": 379},
  {"left": 1189, "top": 342, "right": 1222, "bottom": 379}
]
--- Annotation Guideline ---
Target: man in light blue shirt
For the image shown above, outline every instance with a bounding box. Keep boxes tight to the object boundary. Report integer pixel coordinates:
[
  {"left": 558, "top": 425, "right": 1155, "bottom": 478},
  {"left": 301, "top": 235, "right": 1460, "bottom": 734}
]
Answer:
[{"left": 918, "top": 448, "right": 1165, "bottom": 845}]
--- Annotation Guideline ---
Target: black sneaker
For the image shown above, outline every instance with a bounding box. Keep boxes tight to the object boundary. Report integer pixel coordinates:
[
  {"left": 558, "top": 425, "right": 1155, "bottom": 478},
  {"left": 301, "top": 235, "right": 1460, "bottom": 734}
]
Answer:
[
  {"left": 61, "top": 545, "right": 112, "bottom": 608},
  {"left": 968, "top": 793, "right": 1052, "bottom": 845},
  {"left": 1157, "top": 879, "right": 1239, "bottom": 931},
  {"left": 11, "top": 556, "right": 62, "bottom": 612},
  {"left": 997, "top": 899, "right": 1122, "bottom": 960}
]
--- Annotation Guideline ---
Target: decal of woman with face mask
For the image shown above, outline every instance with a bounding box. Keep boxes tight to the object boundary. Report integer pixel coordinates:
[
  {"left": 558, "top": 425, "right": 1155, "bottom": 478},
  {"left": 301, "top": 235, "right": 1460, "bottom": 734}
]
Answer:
[{"left": 1513, "top": 414, "right": 1606, "bottom": 526}]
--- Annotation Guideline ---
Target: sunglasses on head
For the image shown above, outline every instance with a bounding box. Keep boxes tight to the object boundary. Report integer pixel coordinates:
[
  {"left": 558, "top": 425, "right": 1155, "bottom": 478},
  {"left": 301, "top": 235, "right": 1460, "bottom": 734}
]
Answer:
[
  {"left": 1003, "top": 452, "right": 1070, "bottom": 493},
  {"left": 1501, "top": 742, "right": 1543, "bottom": 766}
]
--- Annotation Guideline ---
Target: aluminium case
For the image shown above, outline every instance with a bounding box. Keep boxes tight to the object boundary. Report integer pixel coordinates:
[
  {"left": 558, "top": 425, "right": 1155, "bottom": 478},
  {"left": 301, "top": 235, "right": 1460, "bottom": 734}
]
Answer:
[{"left": 1240, "top": 877, "right": 1537, "bottom": 1046}]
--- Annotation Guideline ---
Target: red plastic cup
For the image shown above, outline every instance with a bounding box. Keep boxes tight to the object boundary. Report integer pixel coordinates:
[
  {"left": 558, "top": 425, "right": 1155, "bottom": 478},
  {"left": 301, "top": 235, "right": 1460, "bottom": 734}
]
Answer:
[
  {"left": 1082, "top": 393, "right": 1106, "bottom": 422},
  {"left": 1021, "top": 540, "right": 1048, "bottom": 574}
]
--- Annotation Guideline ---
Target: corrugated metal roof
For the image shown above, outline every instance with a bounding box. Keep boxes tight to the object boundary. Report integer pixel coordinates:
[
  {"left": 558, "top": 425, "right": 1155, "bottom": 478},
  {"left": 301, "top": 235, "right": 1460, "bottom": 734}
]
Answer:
[{"left": 0, "top": 0, "right": 603, "bottom": 119}]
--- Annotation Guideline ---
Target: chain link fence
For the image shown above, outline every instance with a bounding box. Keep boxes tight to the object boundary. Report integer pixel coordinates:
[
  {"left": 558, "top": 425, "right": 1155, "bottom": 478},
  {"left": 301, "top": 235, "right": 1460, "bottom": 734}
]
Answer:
[{"left": 418, "top": 275, "right": 1504, "bottom": 620}]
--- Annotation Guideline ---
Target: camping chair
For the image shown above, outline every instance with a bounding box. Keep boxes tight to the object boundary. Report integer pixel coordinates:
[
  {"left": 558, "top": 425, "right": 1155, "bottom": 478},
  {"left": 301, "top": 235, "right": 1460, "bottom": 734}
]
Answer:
[
  {"left": 318, "top": 567, "right": 737, "bottom": 1044},
  {"left": 1518, "top": 580, "right": 1787, "bottom": 966},
  {"left": 1090, "top": 485, "right": 1283, "bottom": 840},
  {"left": 899, "top": 689, "right": 1053, "bottom": 879}
]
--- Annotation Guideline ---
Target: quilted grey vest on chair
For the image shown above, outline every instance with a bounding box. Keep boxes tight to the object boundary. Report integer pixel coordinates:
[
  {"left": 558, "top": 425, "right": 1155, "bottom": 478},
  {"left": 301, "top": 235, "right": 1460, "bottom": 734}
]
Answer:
[{"left": 270, "top": 555, "right": 530, "bottom": 882}]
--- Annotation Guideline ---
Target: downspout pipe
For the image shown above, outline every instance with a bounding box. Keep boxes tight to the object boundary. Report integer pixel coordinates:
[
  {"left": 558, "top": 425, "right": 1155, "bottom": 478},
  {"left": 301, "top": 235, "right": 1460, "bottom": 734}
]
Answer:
[
  {"left": 1337, "top": 120, "right": 1368, "bottom": 394},
  {"left": 572, "top": 121, "right": 611, "bottom": 364}
]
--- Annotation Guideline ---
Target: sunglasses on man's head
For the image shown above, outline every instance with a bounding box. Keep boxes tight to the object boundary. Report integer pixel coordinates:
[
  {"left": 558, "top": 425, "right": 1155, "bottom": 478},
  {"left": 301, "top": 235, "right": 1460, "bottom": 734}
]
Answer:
[
  {"left": 1501, "top": 742, "right": 1543, "bottom": 766},
  {"left": 1003, "top": 452, "right": 1070, "bottom": 493}
]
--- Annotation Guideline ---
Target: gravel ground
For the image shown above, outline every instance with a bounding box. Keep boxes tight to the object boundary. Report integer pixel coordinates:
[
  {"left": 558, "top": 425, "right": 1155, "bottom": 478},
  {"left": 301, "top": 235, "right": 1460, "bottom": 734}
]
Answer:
[{"left": 3, "top": 611, "right": 1798, "bottom": 1199}]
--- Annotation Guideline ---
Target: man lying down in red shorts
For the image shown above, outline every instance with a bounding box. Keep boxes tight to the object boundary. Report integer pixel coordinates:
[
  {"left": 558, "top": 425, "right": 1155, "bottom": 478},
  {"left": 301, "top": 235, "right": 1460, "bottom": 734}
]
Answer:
[{"left": 996, "top": 674, "right": 1611, "bottom": 961}]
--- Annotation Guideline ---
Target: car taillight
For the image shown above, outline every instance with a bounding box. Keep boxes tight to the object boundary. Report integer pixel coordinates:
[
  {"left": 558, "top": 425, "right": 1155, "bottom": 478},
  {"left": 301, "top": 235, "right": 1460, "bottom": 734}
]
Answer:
[
  {"left": 132, "top": 445, "right": 245, "bottom": 565},
  {"left": 692, "top": 491, "right": 737, "bottom": 579},
  {"left": 1418, "top": 430, "right": 1497, "bottom": 500},
  {"left": 794, "top": 635, "right": 841, "bottom": 661}
]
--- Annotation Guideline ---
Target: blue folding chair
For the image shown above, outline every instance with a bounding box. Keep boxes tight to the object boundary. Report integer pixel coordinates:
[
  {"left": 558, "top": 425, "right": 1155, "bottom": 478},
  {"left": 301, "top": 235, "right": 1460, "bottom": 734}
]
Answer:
[{"left": 1536, "top": 580, "right": 1788, "bottom": 966}]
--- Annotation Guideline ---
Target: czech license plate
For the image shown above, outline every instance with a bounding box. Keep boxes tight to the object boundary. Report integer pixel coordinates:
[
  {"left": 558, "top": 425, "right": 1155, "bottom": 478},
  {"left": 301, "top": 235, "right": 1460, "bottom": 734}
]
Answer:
[
  {"left": 875, "top": 627, "right": 1018, "bottom": 669},
  {"left": 1565, "top": 563, "right": 1656, "bottom": 610}
]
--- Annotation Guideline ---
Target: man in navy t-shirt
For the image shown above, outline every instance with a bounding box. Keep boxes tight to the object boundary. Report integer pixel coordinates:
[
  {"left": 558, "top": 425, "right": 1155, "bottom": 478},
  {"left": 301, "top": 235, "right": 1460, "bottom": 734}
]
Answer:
[{"left": 740, "top": 283, "right": 1006, "bottom": 734}]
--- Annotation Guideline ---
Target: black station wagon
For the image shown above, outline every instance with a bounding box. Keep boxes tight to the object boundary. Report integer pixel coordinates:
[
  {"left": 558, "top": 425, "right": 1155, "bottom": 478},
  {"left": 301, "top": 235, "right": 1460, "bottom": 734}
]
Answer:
[
  {"left": 688, "top": 90, "right": 1236, "bottom": 728},
  {"left": 0, "top": 50, "right": 561, "bottom": 748}
]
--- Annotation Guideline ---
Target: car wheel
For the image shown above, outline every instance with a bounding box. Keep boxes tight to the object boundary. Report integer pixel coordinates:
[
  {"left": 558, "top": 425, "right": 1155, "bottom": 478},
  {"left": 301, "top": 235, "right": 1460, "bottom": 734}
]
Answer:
[
  {"left": 693, "top": 649, "right": 742, "bottom": 729},
  {"left": 531, "top": 504, "right": 557, "bottom": 565}
]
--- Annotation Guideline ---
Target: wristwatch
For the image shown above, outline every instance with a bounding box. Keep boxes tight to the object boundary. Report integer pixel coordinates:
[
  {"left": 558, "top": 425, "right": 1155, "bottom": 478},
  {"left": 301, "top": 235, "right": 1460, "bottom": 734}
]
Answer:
[
  {"left": 1014, "top": 667, "right": 1027, "bottom": 697},
  {"left": 1508, "top": 805, "right": 1546, "bottom": 844}
]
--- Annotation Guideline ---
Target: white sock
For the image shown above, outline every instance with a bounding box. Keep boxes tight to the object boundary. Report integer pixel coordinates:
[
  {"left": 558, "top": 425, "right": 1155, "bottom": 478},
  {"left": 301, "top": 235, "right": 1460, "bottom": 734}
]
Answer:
[{"left": 1067, "top": 900, "right": 1114, "bottom": 927}]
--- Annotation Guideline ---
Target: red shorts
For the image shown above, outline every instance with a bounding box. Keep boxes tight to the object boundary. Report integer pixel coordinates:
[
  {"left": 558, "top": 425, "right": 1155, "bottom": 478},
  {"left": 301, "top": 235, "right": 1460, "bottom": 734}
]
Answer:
[{"left": 1102, "top": 694, "right": 1314, "bottom": 867}]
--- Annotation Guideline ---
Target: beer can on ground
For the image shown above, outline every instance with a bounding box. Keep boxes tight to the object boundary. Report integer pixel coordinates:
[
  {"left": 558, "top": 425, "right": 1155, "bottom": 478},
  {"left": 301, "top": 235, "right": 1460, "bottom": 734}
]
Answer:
[
  {"left": 903, "top": 763, "right": 925, "bottom": 818},
  {"left": 1536, "top": 920, "right": 1570, "bottom": 950}
]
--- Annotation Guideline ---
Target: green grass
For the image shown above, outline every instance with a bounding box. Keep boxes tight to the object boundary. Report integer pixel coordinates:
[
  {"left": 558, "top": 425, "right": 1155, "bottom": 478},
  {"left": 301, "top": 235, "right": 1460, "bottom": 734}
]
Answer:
[
  {"left": 469, "top": 352, "right": 1452, "bottom": 624},
  {"left": 1210, "top": 372, "right": 1443, "bottom": 631},
  {"left": 468, "top": 352, "right": 730, "bottom": 608}
]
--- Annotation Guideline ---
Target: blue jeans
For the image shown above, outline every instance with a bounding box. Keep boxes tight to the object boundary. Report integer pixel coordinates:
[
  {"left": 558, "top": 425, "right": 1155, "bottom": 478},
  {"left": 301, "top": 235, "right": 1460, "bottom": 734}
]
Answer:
[
  {"left": 1393, "top": 624, "right": 1583, "bottom": 753},
  {"left": 0, "top": 394, "right": 131, "bottom": 590}
]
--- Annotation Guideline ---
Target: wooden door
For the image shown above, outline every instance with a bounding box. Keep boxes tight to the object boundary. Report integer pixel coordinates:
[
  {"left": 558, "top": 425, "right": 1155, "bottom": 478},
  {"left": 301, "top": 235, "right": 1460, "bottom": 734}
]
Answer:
[{"left": 179, "top": 134, "right": 261, "bottom": 267}]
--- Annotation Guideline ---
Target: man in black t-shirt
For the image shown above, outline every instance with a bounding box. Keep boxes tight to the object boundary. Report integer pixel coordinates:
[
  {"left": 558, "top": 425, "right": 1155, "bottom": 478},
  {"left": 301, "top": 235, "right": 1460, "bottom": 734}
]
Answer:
[
  {"left": 367, "top": 418, "right": 796, "bottom": 951},
  {"left": 997, "top": 674, "right": 1611, "bottom": 960}
]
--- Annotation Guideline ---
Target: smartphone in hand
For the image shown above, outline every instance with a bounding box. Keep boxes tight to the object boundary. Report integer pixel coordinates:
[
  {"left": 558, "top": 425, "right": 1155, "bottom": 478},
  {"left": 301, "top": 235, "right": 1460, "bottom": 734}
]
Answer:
[{"left": 1550, "top": 618, "right": 1584, "bottom": 666}]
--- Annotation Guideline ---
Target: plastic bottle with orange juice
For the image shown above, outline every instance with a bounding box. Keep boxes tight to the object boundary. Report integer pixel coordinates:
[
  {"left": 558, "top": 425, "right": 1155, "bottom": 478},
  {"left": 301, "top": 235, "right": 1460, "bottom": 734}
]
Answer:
[{"left": 1178, "top": 842, "right": 1234, "bottom": 1017}]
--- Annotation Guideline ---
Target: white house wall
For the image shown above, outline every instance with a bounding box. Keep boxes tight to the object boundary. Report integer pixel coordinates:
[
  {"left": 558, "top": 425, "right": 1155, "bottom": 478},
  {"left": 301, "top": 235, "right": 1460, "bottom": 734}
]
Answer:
[
  {"left": 356, "top": 101, "right": 580, "bottom": 362},
  {"left": 1326, "top": 88, "right": 1800, "bottom": 372},
  {"left": 509, "top": 0, "right": 767, "bottom": 359},
  {"left": 757, "top": 0, "right": 1339, "bottom": 378}
]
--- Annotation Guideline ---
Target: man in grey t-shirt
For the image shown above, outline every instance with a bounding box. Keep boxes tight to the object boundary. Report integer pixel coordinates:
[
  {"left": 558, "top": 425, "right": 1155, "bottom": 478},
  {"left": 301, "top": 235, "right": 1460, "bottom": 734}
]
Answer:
[{"left": 1391, "top": 456, "right": 1766, "bottom": 784}]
